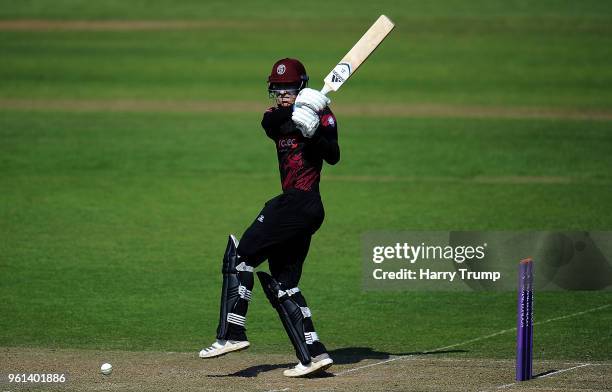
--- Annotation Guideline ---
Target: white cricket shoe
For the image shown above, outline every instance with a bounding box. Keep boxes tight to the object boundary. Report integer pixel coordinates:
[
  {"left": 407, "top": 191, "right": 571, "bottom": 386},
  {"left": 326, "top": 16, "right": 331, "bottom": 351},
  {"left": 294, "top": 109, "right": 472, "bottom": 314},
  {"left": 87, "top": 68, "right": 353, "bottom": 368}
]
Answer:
[
  {"left": 199, "top": 339, "right": 250, "bottom": 358},
  {"left": 283, "top": 353, "right": 333, "bottom": 377}
]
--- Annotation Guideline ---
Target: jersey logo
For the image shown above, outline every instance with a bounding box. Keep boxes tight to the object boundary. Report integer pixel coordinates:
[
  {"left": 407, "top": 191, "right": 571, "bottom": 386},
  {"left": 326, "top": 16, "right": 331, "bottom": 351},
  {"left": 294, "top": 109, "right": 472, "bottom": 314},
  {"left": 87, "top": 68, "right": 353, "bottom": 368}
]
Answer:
[
  {"left": 257, "top": 215, "right": 265, "bottom": 223},
  {"left": 322, "top": 114, "right": 336, "bottom": 127}
]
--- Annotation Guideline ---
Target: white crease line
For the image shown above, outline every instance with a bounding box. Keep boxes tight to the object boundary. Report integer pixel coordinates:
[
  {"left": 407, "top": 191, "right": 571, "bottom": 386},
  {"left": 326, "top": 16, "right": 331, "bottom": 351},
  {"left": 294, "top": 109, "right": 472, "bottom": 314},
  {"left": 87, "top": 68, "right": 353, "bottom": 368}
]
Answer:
[
  {"left": 333, "top": 304, "right": 610, "bottom": 376},
  {"left": 400, "top": 357, "right": 595, "bottom": 366},
  {"left": 264, "top": 389, "right": 290, "bottom": 392},
  {"left": 334, "top": 328, "right": 518, "bottom": 376},
  {"left": 494, "top": 382, "right": 518, "bottom": 390},
  {"left": 534, "top": 304, "right": 610, "bottom": 324},
  {"left": 334, "top": 356, "right": 411, "bottom": 375},
  {"left": 537, "top": 363, "right": 592, "bottom": 379},
  {"left": 483, "top": 363, "right": 593, "bottom": 391}
]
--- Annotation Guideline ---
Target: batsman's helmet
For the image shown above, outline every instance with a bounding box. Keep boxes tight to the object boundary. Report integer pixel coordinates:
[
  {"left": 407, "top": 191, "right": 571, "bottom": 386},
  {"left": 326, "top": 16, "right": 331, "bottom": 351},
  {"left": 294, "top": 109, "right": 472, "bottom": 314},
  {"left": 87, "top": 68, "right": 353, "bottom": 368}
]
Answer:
[{"left": 267, "top": 58, "right": 309, "bottom": 92}]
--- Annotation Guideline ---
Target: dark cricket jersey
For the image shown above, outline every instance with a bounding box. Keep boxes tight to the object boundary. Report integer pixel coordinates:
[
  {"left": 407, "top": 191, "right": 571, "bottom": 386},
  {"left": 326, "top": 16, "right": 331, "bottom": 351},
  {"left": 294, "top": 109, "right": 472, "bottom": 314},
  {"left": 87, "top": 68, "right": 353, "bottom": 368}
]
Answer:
[{"left": 261, "top": 106, "right": 340, "bottom": 193}]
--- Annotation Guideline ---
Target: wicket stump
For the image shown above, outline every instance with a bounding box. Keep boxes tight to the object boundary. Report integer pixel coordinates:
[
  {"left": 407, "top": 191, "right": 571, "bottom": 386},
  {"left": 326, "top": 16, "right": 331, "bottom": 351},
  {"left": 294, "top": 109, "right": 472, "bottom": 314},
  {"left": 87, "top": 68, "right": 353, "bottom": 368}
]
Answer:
[{"left": 516, "top": 257, "right": 534, "bottom": 381}]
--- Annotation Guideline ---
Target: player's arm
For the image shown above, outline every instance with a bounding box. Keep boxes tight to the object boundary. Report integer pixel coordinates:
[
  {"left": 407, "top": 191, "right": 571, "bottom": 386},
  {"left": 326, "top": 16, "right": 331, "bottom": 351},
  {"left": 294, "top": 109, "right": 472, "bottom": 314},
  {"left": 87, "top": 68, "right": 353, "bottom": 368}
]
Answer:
[
  {"left": 291, "top": 88, "right": 330, "bottom": 138},
  {"left": 312, "top": 113, "right": 340, "bottom": 165},
  {"left": 291, "top": 89, "right": 340, "bottom": 164},
  {"left": 261, "top": 106, "right": 292, "bottom": 139}
]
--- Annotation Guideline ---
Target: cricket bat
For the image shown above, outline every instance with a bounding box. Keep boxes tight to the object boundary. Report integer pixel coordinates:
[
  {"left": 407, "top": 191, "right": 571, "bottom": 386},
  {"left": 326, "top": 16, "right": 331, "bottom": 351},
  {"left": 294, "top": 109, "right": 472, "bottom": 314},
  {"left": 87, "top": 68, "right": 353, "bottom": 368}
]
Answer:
[{"left": 320, "top": 15, "right": 395, "bottom": 95}]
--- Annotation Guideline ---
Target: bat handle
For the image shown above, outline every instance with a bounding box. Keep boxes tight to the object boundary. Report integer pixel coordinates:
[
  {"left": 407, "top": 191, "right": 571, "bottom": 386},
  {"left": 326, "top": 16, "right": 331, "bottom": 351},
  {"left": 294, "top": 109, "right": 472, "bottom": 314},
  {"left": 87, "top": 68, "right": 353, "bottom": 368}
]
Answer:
[{"left": 320, "top": 84, "right": 333, "bottom": 95}]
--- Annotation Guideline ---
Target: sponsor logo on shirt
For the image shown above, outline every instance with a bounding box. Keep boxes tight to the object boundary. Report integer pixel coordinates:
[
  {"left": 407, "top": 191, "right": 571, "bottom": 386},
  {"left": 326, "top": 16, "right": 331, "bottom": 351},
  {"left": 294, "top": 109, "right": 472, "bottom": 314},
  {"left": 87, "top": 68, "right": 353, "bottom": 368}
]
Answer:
[{"left": 279, "top": 138, "right": 299, "bottom": 149}]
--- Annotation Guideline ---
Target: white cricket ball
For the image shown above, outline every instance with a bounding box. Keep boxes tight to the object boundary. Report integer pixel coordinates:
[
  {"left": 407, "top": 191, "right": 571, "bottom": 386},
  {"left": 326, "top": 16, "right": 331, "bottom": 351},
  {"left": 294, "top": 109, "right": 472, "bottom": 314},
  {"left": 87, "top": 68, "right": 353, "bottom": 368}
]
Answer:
[{"left": 100, "top": 363, "right": 112, "bottom": 375}]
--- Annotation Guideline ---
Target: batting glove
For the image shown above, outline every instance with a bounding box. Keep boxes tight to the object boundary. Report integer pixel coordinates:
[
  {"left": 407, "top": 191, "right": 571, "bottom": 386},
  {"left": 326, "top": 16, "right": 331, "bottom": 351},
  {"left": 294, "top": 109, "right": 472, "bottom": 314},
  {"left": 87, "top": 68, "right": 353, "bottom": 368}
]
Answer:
[
  {"left": 295, "top": 88, "right": 331, "bottom": 112},
  {"left": 292, "top": 106, "right": 320, "bottom": 138}
]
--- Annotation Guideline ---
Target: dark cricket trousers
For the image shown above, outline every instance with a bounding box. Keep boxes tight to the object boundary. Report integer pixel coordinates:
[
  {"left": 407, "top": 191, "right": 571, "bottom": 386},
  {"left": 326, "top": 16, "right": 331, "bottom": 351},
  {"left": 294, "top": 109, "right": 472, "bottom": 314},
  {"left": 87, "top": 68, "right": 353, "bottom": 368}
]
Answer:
[{"left": 230, "top": 189, "right": 328, "bottom": 356}]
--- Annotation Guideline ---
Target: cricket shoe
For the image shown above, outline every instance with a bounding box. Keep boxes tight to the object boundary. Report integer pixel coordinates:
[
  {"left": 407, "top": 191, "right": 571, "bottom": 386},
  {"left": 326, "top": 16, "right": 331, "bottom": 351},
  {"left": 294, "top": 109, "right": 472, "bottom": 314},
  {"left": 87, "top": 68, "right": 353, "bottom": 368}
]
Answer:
[
  {"left": 199, "top": 339, "right": 250, "bottom": 358},
  {"left": 283, "top": 353, "right": 333, "bottom": 377}
]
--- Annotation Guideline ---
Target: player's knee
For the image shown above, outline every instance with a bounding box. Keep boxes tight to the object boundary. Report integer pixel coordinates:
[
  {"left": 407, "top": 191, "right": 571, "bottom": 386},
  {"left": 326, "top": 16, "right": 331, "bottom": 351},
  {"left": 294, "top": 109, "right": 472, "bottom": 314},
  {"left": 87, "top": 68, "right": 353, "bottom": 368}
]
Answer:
[
  {"left": 236, "top": 241, "right": 252, "bottom": 259},
  {"left": 237, "top": 240, "right": 266, "bottom": 268},
  {"left": 237, "top": 242, "right": 256, "bottom": 265},
  {"left": 277, "top": 277, "right": 300, "bottom": 292}
]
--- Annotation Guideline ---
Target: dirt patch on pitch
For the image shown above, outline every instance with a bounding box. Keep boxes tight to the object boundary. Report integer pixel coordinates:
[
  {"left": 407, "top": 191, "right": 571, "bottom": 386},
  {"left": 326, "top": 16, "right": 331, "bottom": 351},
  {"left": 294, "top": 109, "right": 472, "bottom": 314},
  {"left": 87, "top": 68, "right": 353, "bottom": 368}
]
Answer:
[
  {"left": 1, "top": 347, "right": 609, "bottom": 392},
  {"left": 343, "top": 103, "right": 612, "bottom": 121},
  {"left": 0, "top": 98, "right": 258, "bottom": 114},
  {"left": 0, "top": 20, "right": 258, "bottom": 31},
  {"left": 1, "top": 98, "right": 612, "bottom": 121},
  {"left": 324, "top": 174, "right": 579, "bottom": 185}
]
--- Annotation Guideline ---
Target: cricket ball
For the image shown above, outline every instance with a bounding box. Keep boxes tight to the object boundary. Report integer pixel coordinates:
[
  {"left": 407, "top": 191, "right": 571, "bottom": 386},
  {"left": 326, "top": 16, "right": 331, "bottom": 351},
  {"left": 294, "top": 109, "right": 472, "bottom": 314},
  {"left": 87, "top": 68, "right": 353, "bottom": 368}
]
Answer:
[{"left": 100, "top": 363, "right": 112, "bottom": 375}]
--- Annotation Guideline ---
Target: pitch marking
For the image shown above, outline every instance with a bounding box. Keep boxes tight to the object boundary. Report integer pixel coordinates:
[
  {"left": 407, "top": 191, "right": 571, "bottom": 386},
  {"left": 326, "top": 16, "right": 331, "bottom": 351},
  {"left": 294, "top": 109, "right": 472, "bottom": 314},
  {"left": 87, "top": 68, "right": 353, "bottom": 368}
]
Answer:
[
  {"left": 334, "top": 304, "right": 610, "bottom": 376},
  {"left": 488, "top": 363, "right": 592, "bottom": 391}
]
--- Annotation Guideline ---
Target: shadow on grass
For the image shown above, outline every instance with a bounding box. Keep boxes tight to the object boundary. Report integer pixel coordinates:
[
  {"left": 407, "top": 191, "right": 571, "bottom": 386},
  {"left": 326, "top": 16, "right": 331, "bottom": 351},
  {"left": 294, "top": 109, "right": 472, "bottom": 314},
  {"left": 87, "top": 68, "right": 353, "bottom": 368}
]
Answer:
[
  {"left": 207, "top": 363, "right": 293, "bottom": 378},
  {"left": 207, "top": 363, "right": 335, "bottom": 378},
  {"left": 329, "top": 346, "right": 468, "bottom": 365},
  {"left": 207, "top": 347, "right": 467, "bottom": 378}
]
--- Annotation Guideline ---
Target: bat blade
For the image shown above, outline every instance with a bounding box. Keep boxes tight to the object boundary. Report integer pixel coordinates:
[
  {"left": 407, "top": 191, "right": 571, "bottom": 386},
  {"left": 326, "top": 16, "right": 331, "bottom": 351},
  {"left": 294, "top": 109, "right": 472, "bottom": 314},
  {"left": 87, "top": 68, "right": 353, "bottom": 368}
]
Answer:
[{"left": 322, "top": 15, "right": 395, "bottom": 94}]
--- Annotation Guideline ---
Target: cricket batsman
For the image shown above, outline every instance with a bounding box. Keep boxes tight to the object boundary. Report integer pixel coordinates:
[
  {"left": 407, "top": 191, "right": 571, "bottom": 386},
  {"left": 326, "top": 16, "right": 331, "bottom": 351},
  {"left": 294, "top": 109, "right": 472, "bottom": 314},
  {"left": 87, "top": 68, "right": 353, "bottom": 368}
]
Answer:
[{"left": 199, "top": 58, "right": 340, "bottom": 377}]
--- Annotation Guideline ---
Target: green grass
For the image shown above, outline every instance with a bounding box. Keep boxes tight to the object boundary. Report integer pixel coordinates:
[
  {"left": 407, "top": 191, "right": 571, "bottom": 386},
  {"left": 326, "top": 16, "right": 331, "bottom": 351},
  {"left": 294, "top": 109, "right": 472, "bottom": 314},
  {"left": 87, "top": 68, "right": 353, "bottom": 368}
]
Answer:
[
  {"left": 1, "top": 9, "right": 612, "bottom": 107},
  {"left": 1, "top": 0, "right": 611, "bottom": 363},
  {"left": 2, "top": 0, "right": 612, "bottom": 19},
  {"left": 1, "top": 111, "right": 611, "bottom": 360}
]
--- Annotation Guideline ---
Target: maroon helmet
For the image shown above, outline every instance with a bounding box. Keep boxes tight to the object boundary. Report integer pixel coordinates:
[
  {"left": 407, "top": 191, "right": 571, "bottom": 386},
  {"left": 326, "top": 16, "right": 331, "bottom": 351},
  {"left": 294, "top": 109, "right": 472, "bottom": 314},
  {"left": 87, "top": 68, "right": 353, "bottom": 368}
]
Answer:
[{"left": 268, "top": 58, "right": 309, "bottom": 93}]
